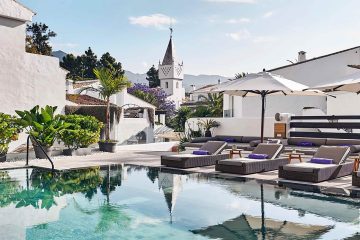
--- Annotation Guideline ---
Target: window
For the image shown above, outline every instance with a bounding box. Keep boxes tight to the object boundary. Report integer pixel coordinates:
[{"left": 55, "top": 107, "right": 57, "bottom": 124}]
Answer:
[
  {"left": 165, "top": 82, "right": 169, "bottom": 88},
  {"left": 176, "top": 82, "right": 179, "bottom": 88}
]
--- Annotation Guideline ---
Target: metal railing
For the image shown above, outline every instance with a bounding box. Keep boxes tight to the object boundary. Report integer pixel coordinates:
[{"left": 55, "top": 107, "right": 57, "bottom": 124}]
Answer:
[{"left": 26, "top": 135, "right": 54, "bottom": 171}]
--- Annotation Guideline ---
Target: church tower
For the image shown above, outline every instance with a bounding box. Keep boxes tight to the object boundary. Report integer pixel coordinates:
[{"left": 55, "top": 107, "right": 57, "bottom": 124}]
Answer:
[{"left": 158, "top": 28, "right": 185, "bottom": 108}]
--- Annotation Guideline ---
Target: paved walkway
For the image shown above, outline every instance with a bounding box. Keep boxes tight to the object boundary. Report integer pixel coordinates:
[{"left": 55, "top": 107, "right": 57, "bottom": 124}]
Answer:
[{"left": 0, "top": 147, "right": 359, "bottom": 198}]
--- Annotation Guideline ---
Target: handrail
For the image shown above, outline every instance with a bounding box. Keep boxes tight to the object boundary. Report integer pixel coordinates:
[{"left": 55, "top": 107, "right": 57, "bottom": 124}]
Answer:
[{"left": 26, "top": 135, "right": 54, "bottom": 171}]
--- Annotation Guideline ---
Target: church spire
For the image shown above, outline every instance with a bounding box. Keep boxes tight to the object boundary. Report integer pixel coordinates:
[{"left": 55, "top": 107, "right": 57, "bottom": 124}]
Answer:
[{"left": 161, "top": 28, "right": 176, "bottom": 65}]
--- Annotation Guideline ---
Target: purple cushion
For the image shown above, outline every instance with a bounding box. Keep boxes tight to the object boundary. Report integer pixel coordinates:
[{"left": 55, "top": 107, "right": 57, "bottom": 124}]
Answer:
[
  {"left": 225, "top": 138, "right": 236, "bottom": 143},
  {"left": 297, "top": 142, "right": 315, "bottom": 147},
  {"left": 193, "top": 150, "right": 210, "bottom": 155},
  {"left": 248, "top": 153, "right": 268, "bottom": 159},
  {"left": 340, "top": 144, "right": 352, "bottom": 147},
  {"left": 310, "top": 158, "right": 333, "bottom": 164}
]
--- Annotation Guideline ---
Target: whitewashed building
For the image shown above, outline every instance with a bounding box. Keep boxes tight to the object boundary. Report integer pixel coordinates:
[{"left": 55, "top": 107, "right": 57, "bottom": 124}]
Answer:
[
  {"left": 158, "top": 31, "right": 185, "bottom": 109},
  {"left": 189, "top": 47, "right": 360, "bottom": 138},
  {"left": 66, "top": 80, "right": 157, "bottom": 145},
  {"left": 0, "top": 0, "right": 67, "bottom": 115},
  {"left": 223, "top": 47, "right": 360, "bottom": 118}
]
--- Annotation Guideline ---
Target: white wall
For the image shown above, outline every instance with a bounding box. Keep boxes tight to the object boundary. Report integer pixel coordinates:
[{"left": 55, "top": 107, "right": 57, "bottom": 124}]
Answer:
[
  {"left": 228, "top": 48, "right": 360, "bottom": 117},
  {"left": 223, "top": 94, "right": 243, "bottom": 117},
  {"left": 115, "top": 118, "right": 154, "bottom": 145},
  {"left": 160, "top": 79, "right": 185, "bottom": 109},
  {"left": 271, "top": 47, "right": 360, "bottom": 87},
  {"left": 114, "top": 89, "right": 156, "bottom": 109},
  {"left": 242, "top": 95, "right": 326, "bottom": 117},
  {"left": 0, "top": 5, "right": 66, "bottom": 115},
  {"left": 327, "top": 92, "right": 360, "bottom": 115},
  {"left": 0, "top": 0, "right": 34, "bottom": 22},
  {"left": 187, "top": 117, "right": 275, "bottom": 138}
]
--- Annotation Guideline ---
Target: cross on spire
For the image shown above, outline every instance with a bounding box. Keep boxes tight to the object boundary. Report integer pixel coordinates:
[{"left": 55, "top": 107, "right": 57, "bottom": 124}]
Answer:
[{"left": 170, "top": 26, "right": 173, "bottom": 38}]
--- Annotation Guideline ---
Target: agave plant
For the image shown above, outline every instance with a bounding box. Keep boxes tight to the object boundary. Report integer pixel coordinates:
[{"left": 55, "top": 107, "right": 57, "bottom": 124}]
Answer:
[
  {"left": 16, "top": 105, "right": 68, "bottom": 147},
  {"left": 199, "top": 119, "right": 220, "bottom": 137}
]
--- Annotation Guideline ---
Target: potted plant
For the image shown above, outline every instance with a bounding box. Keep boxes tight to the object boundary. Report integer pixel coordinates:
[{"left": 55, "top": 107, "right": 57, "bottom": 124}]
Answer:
[
  {"left": 60, "top": 115, "right": 103, "bottom": 156},
  {"left": 199, "top": 119, "right": 220, "bottom": 137},
  {"left": 0, "top": 113, "right": 21, "bottom": 162},
  {"left": 16, "top": 105, "right": 67, "bottom": 159},
  {"left": 81, "top": 67, "right": 131, "bottom": 152}
]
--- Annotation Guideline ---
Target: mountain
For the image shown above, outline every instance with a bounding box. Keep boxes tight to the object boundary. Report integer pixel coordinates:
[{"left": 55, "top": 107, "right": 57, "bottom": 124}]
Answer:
[
  {"left": 51, "top": 50, "right": 230, "bottom": 90},
  {"left": 125, "top": 70, "right": 230, "bottom": 92},
  {"left": 52, "top": 50, "right": 67, "bottom": 62}
]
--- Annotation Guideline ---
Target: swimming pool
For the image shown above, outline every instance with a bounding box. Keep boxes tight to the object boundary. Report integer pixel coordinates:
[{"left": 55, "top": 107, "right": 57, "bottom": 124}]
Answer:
[{"left": 0, "top": 165, "right": 358, "bottom": 240}]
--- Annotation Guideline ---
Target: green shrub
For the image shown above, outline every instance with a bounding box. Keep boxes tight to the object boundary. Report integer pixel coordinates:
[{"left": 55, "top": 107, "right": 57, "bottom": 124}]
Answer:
[
  {"left": 60, "top": 115, "right": 103, "bottom": 149},
  {"left": 0, "top": 113, "right": 22, "bottom": 155},
  {"left": 16, "top": 105, "right": 67, "bottom": 147}
]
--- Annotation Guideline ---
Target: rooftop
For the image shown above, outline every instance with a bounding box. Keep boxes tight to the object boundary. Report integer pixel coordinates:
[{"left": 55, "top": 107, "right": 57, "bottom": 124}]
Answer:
[
  {"left": 66, "top": 94, "right": 108, "bottom": 105},
  {"left": 268, "top": 46, "right": 360, "bottom": 72}
]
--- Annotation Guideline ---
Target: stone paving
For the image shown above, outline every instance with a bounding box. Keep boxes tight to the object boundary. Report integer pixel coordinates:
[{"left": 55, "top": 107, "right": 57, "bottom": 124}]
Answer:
[{"left": 0, "top": 148, "right": 359, "bottom": 197}]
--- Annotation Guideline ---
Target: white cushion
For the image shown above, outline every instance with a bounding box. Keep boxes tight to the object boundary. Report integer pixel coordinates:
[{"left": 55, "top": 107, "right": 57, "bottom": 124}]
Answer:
[
  {"left": 163, "top": 154, "right": 200, "bottom": 161},
  {"left": 283, "top": 162, "right": 337, "bottom": 173},
  {"left": 218, "top": 158, "right": 268, "bottom": 166}
]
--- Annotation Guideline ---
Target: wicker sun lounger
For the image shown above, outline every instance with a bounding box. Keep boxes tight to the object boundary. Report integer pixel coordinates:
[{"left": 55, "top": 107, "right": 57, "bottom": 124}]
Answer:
[
  {"left": 352, "top": 172, "right": 360, "bottom": 187},
  {"left": 215, "top": 143, "right": 286, "bottom": 175},
  {"left": 161, "top": 141, "right": 229, "bottom": 169},
  {"left": 279, "top": 146, "right": 353, "bottom": 183}
]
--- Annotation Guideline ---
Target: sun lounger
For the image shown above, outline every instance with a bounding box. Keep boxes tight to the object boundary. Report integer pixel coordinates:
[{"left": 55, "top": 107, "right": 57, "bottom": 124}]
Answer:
[
  {"left": 215, "top": 143, "right": 286, "bottom": 175},
  {"left": 161, "top": 141, "right": 229, "bottom": 169},
  {"left": 279, "top": 146, "right": 352, "bottom": 183}
]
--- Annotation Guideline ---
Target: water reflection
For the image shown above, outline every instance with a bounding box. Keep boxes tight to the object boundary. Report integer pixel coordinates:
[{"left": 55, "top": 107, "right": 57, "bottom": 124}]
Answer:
[{"left": 0, "top": 165, "right": 358, "bottom": 240}]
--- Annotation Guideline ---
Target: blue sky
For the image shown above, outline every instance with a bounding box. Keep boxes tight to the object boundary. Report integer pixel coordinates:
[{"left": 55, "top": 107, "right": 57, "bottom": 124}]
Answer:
[{"left": 20, "top": 0, "right": 360, "bottom": 77}]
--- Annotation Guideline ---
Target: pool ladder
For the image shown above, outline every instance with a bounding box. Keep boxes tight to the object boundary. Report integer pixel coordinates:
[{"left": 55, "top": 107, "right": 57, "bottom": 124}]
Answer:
[{"left": 25, "top": 135, "right": 55, "bottom": 171}]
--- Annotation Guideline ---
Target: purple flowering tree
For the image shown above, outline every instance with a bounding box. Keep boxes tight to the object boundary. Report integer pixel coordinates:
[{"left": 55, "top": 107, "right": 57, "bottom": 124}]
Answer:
[{"left": 128, "top": 83, "right": 175, "bottom": 115}]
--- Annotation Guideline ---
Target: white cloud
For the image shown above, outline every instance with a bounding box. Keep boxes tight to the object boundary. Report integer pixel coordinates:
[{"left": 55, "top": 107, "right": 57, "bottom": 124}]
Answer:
[
  {"left": 226, "top": 29, "right": 251, "bottom": 41},
  {"left": 253, "top": 36, "right": 277, "bottom": 43},
  {"left": 205, "top": 0, "right": 256, "bottom": 3},
  {"left": 129, "top": 14, "right": 176, "bottom": 29},
  {"left": 226, "top": 30, "right": 277, "bottom": 43},
  {"left": 226, "top": 18, "right": 251, "bottom": 24},
  {"left": 263, "top": 11, "right": 274, "bottom": 18}
]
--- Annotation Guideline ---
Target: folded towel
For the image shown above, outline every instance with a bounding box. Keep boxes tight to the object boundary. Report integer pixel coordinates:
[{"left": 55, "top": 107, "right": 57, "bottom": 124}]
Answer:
[
  {"left": 248, "top": 153, "right": 268, "bottom": 159},
  {"left": 297, "top": 142, "right": 315, "bottom": 147},
  {"left": 193, "top": 150, "right": 210, "bottom": 155},
  {"left": 310, "top": 158, "right": 333, "bottom": 164}
]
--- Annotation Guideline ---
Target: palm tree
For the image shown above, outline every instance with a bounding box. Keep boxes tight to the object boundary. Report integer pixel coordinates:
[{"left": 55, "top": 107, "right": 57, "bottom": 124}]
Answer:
[
  {"left": 82, "top": 67, "right": 131, "bottom": 140},
  {"left": 198, "top": 93, "right": 223, "bottom": 117}
]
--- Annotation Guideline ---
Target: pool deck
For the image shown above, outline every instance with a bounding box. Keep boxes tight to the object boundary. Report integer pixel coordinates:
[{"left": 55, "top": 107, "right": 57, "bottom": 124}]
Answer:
[{"left": 1, "top": 144, "right": 359, "bottom": 198}]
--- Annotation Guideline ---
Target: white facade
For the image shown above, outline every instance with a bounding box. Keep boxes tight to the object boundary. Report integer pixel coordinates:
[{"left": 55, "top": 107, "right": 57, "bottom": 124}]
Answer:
[
  {"left": 0, "top": 0, "right": 67, "bottom": 115},
  {"left": 68, "top": 81, "right": 156, "bottom": 145},
  {"left": 224, "top": 47, "right": 360, "bottom": 118},
  {"left": 158, "top": 34, "right": 185, "bottom": 108}
]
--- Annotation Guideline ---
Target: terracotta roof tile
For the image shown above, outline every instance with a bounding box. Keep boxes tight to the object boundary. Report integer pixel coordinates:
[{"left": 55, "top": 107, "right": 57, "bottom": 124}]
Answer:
[{"left": 66, "top": 94, "right": 107, "bottom": 105}]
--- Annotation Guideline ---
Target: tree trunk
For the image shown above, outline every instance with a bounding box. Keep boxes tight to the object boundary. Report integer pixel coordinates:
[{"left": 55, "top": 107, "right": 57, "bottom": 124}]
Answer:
[{"left": 106, "top": 98, "right": 110, "bottom": 140}]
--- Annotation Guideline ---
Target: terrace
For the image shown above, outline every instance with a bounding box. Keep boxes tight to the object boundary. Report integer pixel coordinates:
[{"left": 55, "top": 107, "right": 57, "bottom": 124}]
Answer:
[{"left": 0, "top": 142, "right": 359, "bottom": 198}]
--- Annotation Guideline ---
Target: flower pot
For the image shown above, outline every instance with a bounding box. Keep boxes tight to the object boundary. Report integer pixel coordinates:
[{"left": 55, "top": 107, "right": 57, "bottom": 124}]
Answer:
[
  {"left": 63, "top": 148, "right": 92, "bottom": 156},
  {"left": 204, "top": 130, "right": 212, "bottom": 137},
  {"left": 0, "top": 154, "right": 6, "bottom": 162},
  {"left": 98, "top": 141, "right": 117, "bottom": 153},
  {"left": 33, "top": 145, "right": 53, "bottom": 159}
]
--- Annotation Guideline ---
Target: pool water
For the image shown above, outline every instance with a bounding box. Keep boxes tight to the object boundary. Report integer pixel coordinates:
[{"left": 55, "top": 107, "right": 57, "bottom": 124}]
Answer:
[{"left": 0, "top": 165, "right": 358, "bottom": 240}]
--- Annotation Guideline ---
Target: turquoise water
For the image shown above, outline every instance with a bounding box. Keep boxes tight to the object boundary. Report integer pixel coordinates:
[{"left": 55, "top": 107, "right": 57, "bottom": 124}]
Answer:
[{"left": 0, "top": 165, "right": 358, "bottom": 240}]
